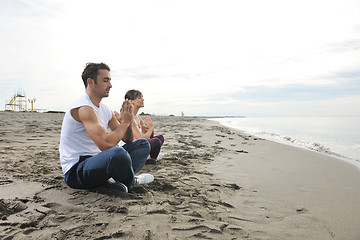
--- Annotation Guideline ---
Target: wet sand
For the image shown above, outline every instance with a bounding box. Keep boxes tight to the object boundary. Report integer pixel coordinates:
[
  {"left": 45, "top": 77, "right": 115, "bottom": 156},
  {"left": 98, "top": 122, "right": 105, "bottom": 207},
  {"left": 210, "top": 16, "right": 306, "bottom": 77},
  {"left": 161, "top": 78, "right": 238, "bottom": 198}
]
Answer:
[{"left": 0, "top": 112, "right": 359, "bottom": 239}]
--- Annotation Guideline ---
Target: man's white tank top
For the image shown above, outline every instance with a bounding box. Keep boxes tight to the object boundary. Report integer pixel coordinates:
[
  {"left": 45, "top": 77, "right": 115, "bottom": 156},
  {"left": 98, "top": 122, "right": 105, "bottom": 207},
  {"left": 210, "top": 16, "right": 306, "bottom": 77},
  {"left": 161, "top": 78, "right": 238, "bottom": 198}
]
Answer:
[{"left": 59, "top": 93, "right": 112, "bottom": 174}]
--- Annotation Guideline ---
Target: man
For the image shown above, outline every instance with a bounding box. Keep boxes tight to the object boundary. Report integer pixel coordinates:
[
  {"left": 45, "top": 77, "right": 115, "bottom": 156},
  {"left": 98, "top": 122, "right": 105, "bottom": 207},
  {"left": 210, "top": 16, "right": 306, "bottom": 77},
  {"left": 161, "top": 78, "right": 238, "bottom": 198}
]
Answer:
[{"left": 59, "top": 62, "right": 154, "bottom": 192}]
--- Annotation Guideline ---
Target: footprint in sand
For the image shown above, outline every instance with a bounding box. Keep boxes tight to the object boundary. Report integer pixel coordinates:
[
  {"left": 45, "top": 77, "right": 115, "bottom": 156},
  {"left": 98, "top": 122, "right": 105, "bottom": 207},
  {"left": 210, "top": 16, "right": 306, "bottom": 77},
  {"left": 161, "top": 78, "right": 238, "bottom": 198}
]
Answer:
[
  {"left": 236, "top": 150, "right": 248, "bottom": 153},
  {"left": 296, "top": 208, "right": 308, "bottom": 214}
]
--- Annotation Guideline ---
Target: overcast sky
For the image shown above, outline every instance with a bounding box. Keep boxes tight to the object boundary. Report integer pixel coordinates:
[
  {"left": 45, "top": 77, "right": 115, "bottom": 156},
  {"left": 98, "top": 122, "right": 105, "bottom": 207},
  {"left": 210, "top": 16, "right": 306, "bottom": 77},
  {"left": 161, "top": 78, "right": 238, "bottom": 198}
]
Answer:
[{"left": 1, "top": 0, "right": 359, "bottom": 117}]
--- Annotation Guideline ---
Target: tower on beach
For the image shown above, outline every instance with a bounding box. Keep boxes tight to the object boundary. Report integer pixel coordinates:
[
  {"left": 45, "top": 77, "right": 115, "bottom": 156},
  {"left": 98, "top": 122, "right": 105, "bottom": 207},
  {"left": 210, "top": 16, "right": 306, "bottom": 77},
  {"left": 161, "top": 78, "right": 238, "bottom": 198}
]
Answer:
[{"left": 4, "top": 89, "right": 35, "bottom": 112}]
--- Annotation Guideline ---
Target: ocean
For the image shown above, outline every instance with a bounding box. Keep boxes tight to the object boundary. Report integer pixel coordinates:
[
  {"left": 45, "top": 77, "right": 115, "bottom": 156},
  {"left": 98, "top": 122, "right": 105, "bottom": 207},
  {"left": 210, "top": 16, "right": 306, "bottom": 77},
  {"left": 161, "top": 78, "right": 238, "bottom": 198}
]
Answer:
[{"left": 210, "top": 117, "right": 360, "bottom": 168}]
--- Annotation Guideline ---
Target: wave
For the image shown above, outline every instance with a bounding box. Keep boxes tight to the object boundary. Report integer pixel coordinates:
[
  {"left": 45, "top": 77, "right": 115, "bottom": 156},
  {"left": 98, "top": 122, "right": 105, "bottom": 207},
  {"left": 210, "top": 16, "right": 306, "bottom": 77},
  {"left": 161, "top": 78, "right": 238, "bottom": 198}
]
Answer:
[
  {"left": 210, "top": 117, "right": 360, "bottom": 168},
  {"left": 257, "top": 131, "right": 350, "bottom": 161}
]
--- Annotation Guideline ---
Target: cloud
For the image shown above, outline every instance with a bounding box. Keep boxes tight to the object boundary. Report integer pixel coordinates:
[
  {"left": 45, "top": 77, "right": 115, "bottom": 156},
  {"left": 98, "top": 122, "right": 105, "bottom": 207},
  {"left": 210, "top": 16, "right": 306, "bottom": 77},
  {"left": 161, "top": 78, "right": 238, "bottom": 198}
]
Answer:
[
  {"left": 236, "top": 81, "right": 360, "bottom": 103},
  {"left": 1, "top": 0, "right": 360, "bottom": 117}
]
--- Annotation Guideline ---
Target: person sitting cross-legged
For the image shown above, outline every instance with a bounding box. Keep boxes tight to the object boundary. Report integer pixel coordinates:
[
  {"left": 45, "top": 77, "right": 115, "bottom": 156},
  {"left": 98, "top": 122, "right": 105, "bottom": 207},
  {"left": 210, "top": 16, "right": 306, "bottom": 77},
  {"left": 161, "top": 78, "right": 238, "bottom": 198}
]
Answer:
[
  {"left": 59, "top": 63, "right": 154, "bottom": 193},
  {"left": 115, "top": 89, "right": 165, "bottom": 162}
]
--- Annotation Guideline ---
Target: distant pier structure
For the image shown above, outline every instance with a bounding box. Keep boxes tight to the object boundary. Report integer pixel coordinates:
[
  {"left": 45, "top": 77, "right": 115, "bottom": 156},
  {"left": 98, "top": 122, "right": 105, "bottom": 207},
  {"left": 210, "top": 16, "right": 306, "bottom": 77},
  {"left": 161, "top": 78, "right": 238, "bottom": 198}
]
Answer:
[{"left": 5, "top": 89, "right": 36, "bottom": 112}]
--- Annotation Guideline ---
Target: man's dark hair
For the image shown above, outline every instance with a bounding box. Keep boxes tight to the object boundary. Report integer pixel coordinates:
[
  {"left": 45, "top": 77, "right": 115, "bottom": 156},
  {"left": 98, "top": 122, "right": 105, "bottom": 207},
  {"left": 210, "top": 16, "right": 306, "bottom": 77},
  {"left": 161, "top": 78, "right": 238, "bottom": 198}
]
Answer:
[
  {"left": 125, "top": 89, "right": 143, "bottom": 100},
  {"left": 81, "top": 62, "right": 110, "bottom": 87}
]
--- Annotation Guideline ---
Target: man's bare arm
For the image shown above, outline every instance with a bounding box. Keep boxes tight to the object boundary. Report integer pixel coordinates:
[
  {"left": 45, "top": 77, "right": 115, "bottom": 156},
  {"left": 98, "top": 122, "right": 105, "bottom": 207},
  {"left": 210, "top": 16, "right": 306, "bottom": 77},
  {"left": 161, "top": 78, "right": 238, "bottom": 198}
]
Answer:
[
  {"left": 108, "top": 114, "right": 133, "bottom": 144},
  {"left": 74, "top": 106, "right": 131, "bottom": 150},
  {"left": 123, "top": 125, "right": 133, "bottom": 143},
  {"left": 109, "top": 100, "right": 134, "bottom": 144}
]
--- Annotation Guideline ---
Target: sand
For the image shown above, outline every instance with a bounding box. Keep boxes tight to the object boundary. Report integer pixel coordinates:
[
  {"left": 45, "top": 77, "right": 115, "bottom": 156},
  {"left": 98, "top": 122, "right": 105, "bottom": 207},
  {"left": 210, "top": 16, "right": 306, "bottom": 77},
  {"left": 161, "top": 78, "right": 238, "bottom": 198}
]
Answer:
[{"left": 0, "top": 112, "right": 359, "bottom": 239}]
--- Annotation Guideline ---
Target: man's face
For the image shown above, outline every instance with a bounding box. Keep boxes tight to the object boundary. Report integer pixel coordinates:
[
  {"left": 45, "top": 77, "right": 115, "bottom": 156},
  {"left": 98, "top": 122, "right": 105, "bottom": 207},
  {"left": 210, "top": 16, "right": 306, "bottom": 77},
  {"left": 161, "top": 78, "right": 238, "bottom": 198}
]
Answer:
[{"left": 93, "top": 69, "right": 112, "bottom": 98}]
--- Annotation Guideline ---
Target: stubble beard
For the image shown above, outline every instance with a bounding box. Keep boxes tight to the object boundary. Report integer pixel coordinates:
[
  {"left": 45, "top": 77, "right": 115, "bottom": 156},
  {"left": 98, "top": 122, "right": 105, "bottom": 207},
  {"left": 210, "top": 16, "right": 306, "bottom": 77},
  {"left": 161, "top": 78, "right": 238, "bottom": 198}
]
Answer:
[{"left": 104, "top": 88, "right": 110, "bottom": 98}]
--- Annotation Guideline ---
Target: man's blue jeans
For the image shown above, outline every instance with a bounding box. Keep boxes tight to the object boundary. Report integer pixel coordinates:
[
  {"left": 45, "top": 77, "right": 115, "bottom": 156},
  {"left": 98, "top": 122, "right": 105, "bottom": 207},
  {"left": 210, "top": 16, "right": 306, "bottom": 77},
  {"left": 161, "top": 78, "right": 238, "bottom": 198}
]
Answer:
[{"left": 64, "top": 139, "right": 150, "bottom": 189}]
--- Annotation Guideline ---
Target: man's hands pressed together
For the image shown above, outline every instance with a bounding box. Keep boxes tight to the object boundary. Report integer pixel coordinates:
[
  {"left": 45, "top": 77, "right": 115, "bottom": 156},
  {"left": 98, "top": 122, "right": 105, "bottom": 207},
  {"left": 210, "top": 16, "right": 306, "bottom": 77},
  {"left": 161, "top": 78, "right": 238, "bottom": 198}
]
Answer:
[{"left": 119, "top": 99, "right": 133, "bottom": 127}]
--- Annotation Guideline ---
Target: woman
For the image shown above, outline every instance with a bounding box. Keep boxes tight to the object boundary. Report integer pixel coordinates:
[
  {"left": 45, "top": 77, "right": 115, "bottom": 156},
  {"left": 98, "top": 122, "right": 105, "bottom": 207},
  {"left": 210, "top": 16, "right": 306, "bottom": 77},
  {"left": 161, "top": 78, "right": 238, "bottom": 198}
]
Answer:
[{"left": 118, "top": 89, "right": 164, "bottom": 160}]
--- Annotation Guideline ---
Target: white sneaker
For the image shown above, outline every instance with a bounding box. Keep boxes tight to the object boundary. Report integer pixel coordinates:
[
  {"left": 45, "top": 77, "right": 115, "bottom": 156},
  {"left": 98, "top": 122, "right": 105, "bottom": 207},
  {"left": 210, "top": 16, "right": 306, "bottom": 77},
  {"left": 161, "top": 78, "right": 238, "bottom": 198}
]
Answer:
[
  {"left": 157, "top": 153, "right": 164, "bottom": 160},
  {"left": 135, "top": 173, "right": 154, "bottom": 185}
]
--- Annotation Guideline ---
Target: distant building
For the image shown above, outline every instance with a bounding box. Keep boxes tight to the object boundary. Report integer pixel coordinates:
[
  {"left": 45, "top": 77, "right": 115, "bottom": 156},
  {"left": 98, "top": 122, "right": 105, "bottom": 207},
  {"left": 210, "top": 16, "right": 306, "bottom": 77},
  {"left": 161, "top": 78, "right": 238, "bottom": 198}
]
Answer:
[
  {"left": 5, "top": 89, "right": 27, "bottom": 112},
  {"left": 4, "top": 89, "right": 38, "bottom": 112}
]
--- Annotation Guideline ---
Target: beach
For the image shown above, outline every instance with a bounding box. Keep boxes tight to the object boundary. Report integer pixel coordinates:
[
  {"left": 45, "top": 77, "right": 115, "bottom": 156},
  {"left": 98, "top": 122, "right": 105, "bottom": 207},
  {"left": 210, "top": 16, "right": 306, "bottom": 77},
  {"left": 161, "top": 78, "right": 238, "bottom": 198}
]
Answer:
[{"left": 1, "top": 112, "right": 360, "bottom": 239}]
